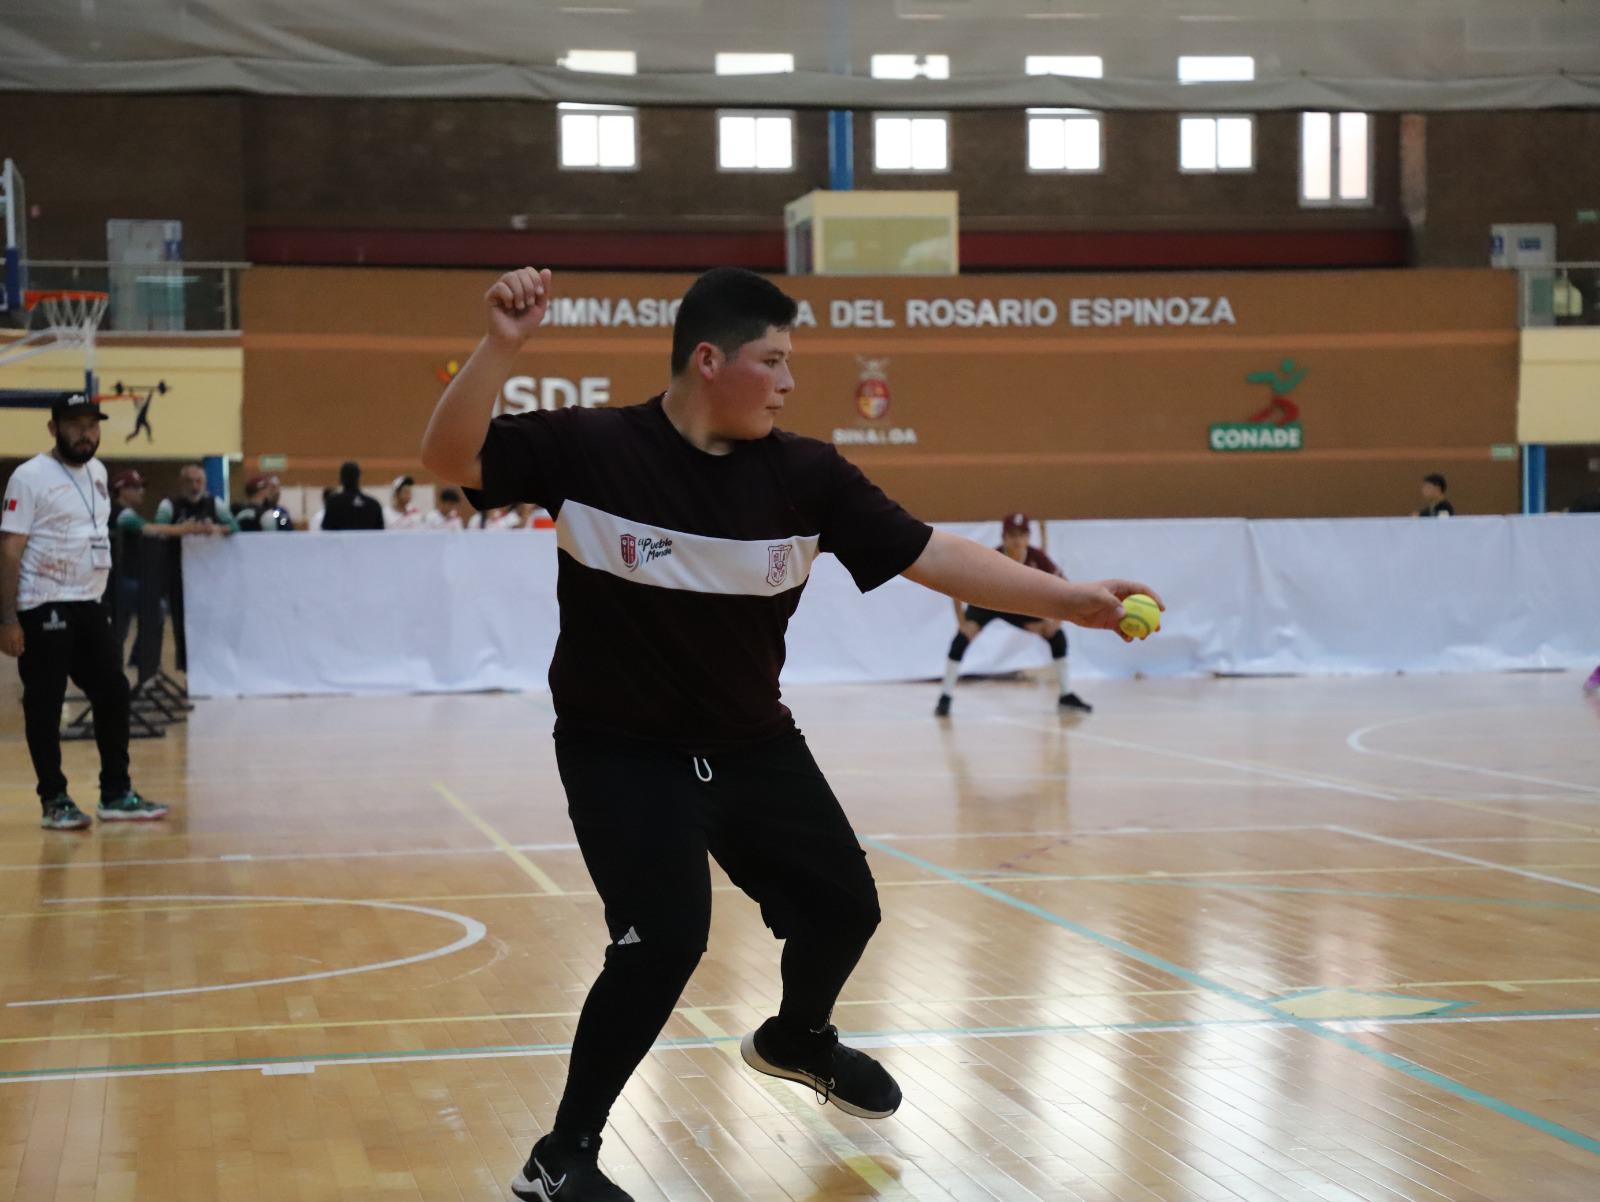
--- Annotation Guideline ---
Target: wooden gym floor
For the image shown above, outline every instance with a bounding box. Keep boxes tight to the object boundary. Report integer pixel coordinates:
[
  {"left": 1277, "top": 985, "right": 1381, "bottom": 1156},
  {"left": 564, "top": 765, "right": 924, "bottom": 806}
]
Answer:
[{"left": 1, "top": 669, "right": 1599, "bottom": 1202}]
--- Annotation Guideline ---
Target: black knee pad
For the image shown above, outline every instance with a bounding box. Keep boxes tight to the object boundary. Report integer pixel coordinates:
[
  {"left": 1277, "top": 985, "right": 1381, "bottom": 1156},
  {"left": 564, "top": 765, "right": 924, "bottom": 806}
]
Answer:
[
  {"left": 947, "top": 632, "right": 970, "bottom": 660},
  {"left": 1048, "top": 629, "right": 1068, "bottom": 658}
]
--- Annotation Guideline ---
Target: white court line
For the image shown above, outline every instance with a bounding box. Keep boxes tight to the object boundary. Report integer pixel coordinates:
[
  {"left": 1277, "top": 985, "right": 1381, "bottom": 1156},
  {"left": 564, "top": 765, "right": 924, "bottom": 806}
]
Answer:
[
  {"left": 0, "top": 842, "right": 583, "bottom": 875},
  {"left": 835, "top": 768, "right": 1335, "bottom": 788},
  {"left": 1410, "top": 836, "right": 1600, "bottom": 845},
  {"left": 1348, "top": 714, "right": 1600, "bottom": 799},
  {"left": 0, "top": 828, "right": 1323, "bottom": 876},
  {"left": 869, "top": 823, "right": 1328, "bottom": 842},
  {"left": 1329, "top": 827, "right": 1600, "bottom": 900},
  {"left": 7, "top": 895, "right": 486, "bottom": 1008},
  {"left": 995, "top": 717, "right": 1401, "bottom": 802},
  {"left": 5, "top": 1005, "right": 1600, "bottom": 1086}
]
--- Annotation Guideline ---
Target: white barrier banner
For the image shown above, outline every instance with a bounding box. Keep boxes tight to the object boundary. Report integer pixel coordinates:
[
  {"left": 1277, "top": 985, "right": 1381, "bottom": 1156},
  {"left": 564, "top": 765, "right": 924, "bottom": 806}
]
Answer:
[{"left": 183, "top": 517, "right": 1600, "bottom": 698}]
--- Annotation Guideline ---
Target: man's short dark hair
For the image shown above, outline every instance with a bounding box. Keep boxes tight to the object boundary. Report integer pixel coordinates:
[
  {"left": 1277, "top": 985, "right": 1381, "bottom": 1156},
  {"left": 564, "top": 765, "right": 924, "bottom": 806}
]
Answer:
[
  {"left": 670, "top": 267, "right": 798, "bottom": 377},
  {"left": 339, "top": 461, "right": 361, "bottom": 488},
  {"left": 440, "top": 487, "right": 462, "bottom": 503},
  {"left": 1424, "top": 473, "right": 1447, "bottom": 491}
]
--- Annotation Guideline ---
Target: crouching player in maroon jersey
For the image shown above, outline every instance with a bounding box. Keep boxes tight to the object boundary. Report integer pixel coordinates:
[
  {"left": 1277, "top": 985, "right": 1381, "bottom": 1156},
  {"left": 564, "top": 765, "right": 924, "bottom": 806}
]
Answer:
[
  {"left": 934, "top": 511, "right": 1093, "bottom": 717},
  {"left": 422, "top": 265, "right": 1162, "bottom": 1202}
]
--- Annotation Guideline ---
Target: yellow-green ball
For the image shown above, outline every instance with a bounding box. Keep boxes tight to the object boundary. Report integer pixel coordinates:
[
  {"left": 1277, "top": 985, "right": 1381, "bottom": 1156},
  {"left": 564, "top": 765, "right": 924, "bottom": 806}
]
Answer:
[{"left": 1119, "top": 593, "right": 1162, "bottom": 640}]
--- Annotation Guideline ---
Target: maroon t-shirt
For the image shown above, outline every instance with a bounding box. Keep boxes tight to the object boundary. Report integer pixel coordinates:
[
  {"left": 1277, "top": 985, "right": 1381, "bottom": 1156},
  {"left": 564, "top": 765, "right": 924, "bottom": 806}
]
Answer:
[{"left": 469, "top": 395, "right": 932, "bottom": 746}]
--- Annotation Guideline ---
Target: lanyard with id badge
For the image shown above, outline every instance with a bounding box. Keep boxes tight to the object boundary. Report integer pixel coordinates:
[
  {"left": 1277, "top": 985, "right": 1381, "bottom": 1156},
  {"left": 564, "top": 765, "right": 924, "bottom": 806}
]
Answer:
[{"left": 57, "top": 459, "right": 112, "bottom": 569}]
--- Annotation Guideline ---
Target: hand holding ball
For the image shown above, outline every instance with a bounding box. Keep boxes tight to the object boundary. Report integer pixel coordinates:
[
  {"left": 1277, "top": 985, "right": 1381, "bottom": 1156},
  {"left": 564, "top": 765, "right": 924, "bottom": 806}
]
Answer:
[{"left": 1118, "top": 593, "right": 1162, "bottom": 641}]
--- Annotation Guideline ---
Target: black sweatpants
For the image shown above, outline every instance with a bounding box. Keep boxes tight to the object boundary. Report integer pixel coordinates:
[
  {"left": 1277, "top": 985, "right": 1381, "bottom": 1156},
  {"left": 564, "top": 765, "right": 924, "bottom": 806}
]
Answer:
[
  {"left": 551, "top": 728, "right": 881, "bottom": 1137},
  {"left": 17, "top": 600, "right": 131, "bottom": 804}
]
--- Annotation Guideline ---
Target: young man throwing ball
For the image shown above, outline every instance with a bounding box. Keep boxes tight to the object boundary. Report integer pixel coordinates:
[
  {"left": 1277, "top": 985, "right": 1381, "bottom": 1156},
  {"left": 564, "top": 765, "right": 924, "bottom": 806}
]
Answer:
[{"left": 421, "top": 266, "right": 1161, "bottom": 1202}]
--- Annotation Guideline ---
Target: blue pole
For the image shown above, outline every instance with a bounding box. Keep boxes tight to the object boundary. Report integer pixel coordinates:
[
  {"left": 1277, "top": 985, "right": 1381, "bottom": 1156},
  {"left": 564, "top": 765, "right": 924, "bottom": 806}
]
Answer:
[
  {"left": 1522, "top": 444, "right": 1546, "bottom": 514},
  {"left": 203, "top": 455, "right": 227, "bottom": 504},
  {"left": 828, "top": 110, "right": 854, "bottom": 191}
]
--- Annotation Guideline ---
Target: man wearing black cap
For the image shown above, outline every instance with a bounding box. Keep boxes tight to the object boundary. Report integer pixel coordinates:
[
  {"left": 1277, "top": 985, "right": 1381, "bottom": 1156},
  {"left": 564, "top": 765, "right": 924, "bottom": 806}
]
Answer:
[
  {"left": 0, "top": 395, "right": 169, "bottom": 829},
  {"left": 321, "top": 461, "right": 385, "bottom": 531},
  {"left": 934, "top": 511, "right": 1093, "bottom": 717}
]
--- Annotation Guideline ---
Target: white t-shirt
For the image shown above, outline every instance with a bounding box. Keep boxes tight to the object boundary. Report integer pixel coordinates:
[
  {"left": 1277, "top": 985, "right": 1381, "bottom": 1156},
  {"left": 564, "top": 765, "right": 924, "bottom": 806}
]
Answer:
[
  {"left": 385, "top": 504, "right": 424, "bottom": 531},
  {"left": 1, "top": 453, "right": 113, "bottom": 609},
  {"left": 424, "top": 510, "right": 464, "bottom": 531}
]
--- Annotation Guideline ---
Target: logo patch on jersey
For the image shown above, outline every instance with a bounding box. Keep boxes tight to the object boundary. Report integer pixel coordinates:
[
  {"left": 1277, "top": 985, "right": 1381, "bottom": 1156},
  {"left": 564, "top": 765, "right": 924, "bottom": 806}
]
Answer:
[
  {"left": 4, "top": 498, "right": 15, "bottom": 511},
  {"left": 619, "top": 533, "right": 673, "bottom": 572},
  {"left": 767, "top": 544, "right": 792, "bottom": 588}
]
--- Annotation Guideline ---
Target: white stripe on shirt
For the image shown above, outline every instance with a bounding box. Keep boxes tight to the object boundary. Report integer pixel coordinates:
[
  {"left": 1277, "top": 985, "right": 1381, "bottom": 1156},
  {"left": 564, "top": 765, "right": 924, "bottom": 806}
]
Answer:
[{"left": 555, "top": 499, "right": 819, "bottom": 596}]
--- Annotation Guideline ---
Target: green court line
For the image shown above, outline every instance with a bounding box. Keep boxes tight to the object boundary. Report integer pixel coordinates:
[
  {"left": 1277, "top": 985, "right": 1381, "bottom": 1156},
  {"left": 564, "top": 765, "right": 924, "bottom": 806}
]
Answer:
[
  {"left": 8, "top": 1006, "right": 1600, "bottom": 1085},
  {"left": 863, "top": 837, "right": 1600, "bottom": 1161}
]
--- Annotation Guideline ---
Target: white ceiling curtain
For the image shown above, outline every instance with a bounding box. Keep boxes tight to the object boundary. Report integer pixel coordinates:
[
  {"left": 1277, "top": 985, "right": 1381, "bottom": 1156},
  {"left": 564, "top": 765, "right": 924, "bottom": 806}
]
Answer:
[{"left": 0, "top": 0, "right": 1597, "bottom": 108}]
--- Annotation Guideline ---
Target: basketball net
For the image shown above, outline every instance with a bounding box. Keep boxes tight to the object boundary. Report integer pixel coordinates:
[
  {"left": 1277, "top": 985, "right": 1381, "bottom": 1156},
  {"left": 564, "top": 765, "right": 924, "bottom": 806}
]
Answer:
[{"left": 0, "top": 289, "right": 109, "bottom": 370}]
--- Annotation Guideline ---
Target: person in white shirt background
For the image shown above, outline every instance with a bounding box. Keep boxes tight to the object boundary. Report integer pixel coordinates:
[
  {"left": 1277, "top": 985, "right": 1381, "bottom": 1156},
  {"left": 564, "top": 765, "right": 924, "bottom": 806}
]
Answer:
[
  {"left": 385, "top": 475, "right": 424, "bottom": 530},
  {"left": 424, "top": 486, "right": 466, "bottom": 530},
  {"left": 0, "top": 394, "right": 171, "bottom": 830}
]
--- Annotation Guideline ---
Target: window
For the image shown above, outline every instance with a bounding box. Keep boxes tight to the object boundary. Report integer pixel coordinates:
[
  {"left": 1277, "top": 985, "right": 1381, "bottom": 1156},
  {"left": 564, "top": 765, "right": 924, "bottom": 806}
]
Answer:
[
  {"left": 1301, "top": 111, "right": 1372, "bottom": 205},
  {"left": 870, "top": 54, "right": 950, "bottom": 80},
  {"left": 1180, "top": 115, "right": 1254, "bottom": 171},
  {"left": 1028, "top": 110, "right": 1101, "bottom": 172},
  {"left": 559, "top": 105, "right": 637, "bottom": 169},
  {"left": 558, "top": 49, "right": 637, "bottom": 170},
  {"left": 1025, "top": 55, "right": 1103, "bottom": 78},
  {"left": 1177, "top": 55, "right": 1255, "bottom": 83},
  {"left": 873, "top": 114, "right": 949, "bottom": 171},
  {"left": 558, "top": 49, "right": 637, "bottom": 74},
  {"left": 714, "top": 52, "right": 795, "bottom": 75},
  {"left": 718, "top": 113, "right": 794, "bottom": 170},
  {"left": 1024, "top": 55, "right": 1103, "bottom": 173}
]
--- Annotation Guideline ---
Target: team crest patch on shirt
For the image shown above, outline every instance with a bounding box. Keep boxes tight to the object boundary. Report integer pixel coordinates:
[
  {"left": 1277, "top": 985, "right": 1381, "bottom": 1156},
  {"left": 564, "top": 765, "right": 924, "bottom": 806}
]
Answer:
[
  {"left": 619, "top": 532, "right": 673, "bottom": 572},
  {"left": 767, "top": 544, "right": 792, "bottom": 588}
]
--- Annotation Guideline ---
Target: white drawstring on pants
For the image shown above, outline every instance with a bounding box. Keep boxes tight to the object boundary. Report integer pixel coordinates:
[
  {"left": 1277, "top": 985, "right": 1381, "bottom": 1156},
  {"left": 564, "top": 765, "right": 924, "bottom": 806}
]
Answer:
[{"left": 692, "top": 756, "right": 713, "bottom": 783}]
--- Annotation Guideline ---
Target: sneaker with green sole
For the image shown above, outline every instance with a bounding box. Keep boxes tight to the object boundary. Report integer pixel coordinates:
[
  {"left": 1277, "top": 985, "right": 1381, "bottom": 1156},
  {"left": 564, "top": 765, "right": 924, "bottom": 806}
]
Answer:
[
  {"left": 97, "top": 791, "right": 169, "bottom": 822},
  {"left": 41, "top": 795, "right": 92, "bottom": 831}
]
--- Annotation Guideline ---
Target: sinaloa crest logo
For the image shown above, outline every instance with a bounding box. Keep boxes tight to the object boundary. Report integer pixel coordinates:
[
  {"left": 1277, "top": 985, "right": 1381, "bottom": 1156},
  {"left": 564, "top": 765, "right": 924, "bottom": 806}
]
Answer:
[
  {"left": 834, "top": 355, "right": 919, "bottom": 448},
  {"left": 855, "top": 357, "right": 892, "bottom": 421},
  {"left": 1210, "top": 359, "right": 1306, "bottom": 453}
]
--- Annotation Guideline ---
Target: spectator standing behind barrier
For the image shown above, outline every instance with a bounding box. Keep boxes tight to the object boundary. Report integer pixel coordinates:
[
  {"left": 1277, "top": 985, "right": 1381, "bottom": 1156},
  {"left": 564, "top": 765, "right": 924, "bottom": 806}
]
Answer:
[
  {"left": 235, "top": 474, "right": 294, "bottom": 532},
  {"left": 321, "top": 461, "right": 385, "bottom": 531},
  {"left": 107, "top": 469, "right": 214, "bottom": 652},
  {"left": 385, "top": 475, "right": 425, "bottom": 530},
  {"left": 424, "top": 487, "right": 466, "bottom": 530},
  {"left": 308, "top": 486, "right": 335, "bottom": 531},
  {"left": 156, "top": 462, "right": 237, "bottom": 672},
  {"left": 1417, "top": 473, "right": 1455, "bottom": 518},
  {"left": 0, "top": 395, "right": 170, "bottom": 830}
]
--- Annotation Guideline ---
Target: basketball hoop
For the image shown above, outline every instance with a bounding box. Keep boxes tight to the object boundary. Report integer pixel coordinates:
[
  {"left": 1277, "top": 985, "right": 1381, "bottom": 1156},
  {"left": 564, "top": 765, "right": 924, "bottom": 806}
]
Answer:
[
  {"left": 0, "top": 288, "right": 109, "bottom": 369},
  {"left": 25, "top": 290, "right": 109, "bottom": 344}
]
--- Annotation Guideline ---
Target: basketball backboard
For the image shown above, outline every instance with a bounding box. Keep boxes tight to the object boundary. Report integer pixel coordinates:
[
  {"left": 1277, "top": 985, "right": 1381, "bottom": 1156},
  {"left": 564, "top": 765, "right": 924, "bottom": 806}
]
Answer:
[{"left": 0, "top": 158, "right": 25, "bottom": 315}]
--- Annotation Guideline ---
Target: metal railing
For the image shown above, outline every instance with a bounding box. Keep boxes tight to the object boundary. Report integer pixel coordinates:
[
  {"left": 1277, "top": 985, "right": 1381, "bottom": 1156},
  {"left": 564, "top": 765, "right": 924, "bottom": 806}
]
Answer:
[
  {"left": 1516, "top": 261, "right": 1600, "bottom": 329},
  {"left": 20, "top": 260, "right": 249, "bottom": 334}
]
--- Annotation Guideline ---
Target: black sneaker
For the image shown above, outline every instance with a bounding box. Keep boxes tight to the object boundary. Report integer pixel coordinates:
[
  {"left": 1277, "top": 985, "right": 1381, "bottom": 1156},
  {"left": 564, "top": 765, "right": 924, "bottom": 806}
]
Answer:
[
  {"left": 740, "top": 1018, "right": 902, "bottom": 1119},
  {"left": 97, "top": 791, "right": 169, "bottom": 822},
  {"left": 934, "top": 694, "right": 952, "bottom": 718},
  {"left": 40, "top": 794, "right": 92, "bottom": 831},
  {"left": 511, "top": 1133, "right": 632, "bottom": 1201},
  {"left": 1058, "top": 692, "right": 1093, "bottom": 713}
]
